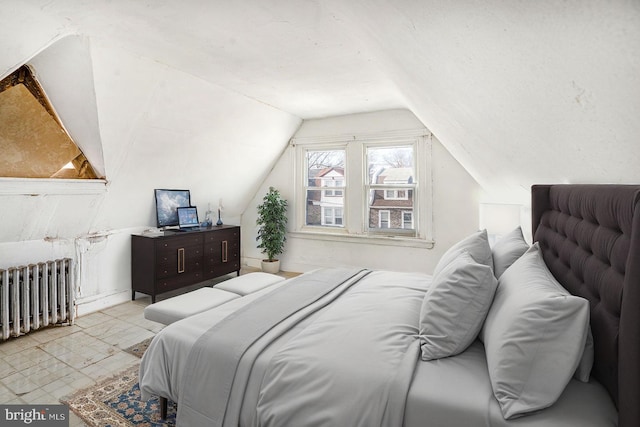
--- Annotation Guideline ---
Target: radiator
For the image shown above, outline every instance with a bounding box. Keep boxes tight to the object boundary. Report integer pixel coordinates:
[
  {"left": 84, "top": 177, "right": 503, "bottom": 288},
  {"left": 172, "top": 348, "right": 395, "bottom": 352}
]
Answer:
[{"left": 0, "top": 259, "right": 75, "bottom": 341}]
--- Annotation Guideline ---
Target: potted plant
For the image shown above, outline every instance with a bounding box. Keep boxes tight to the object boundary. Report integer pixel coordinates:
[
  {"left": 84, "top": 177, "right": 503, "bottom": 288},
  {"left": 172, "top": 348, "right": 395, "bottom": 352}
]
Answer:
[{"left": 256, "top": 186, "right": 288, "bottom": 273}]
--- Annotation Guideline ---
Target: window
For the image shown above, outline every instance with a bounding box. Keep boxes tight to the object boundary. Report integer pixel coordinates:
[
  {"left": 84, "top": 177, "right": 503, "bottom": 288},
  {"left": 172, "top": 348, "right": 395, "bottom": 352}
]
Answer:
[
  {"left": 384, "top": 189, "right": 408, "bottom": 200},
  {"left": 378, "top": 210, "right": 390, "bottom": 228},
  {"left": 402, "top": 211, "right": 414, "bottom": 229},
  {"left": 304, "top": 149, "right": 345, "bottom": 228},
  {"left": 293, "top": 130, "right": 433, "bottom": 246},
  {"left": 366, "top": 145, "right": 415, "bottom": 234},
  {"left": 323, "top": 207, "right": 343, "bottom": 226}
]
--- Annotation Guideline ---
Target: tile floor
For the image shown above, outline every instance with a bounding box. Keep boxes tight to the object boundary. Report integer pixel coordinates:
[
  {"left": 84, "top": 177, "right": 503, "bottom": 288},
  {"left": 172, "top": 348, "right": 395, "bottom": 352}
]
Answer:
[
  {"left": 0, "top": 268, "right": 298, "bottom": 426},
  {"left": 0, "top": 298, "right": 157, "bottom": 426}
]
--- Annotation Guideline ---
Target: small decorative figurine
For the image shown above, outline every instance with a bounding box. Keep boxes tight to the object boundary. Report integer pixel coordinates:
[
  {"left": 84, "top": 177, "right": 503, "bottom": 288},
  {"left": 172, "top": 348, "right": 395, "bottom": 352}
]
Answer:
[
  {"left": 203, "top": 203, "right": 213, "bottom": 227},
  {"left": 216, "top": 199, "right": 223, "bottom": 226}
]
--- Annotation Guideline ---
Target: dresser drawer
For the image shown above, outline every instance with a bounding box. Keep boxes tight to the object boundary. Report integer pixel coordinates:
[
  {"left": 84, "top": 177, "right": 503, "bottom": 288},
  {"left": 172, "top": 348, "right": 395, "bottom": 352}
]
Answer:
[
  {"left": 156, "top": 234, "right": 203, "bottom": 253},
  {"left": 157, "top": 271, "right": 203, "bottom": 292},
  {"left": 132, "top": 226, "right": 240, "bottom": 303},
  {"left": 156, "top": 243, "right": 202, "bottom": 278}
]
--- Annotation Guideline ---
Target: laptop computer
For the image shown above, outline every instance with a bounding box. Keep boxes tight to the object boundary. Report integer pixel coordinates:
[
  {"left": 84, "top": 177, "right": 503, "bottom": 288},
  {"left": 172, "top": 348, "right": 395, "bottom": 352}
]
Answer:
[{"left": 177, "top": 206, "right": 200, "bottom": 231}]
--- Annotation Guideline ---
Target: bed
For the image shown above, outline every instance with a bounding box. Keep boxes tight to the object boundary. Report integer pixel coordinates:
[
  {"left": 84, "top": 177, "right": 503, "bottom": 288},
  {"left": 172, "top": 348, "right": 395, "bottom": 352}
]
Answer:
[{"left": 139, "top": 184, "right": 640, "bottom": 427}]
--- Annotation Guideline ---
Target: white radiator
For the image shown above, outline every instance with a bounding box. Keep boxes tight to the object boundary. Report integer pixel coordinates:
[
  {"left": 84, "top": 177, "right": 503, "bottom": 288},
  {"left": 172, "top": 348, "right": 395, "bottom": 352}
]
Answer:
[{"left": 0, "top": 259, "right": 74, "bottom": 341}]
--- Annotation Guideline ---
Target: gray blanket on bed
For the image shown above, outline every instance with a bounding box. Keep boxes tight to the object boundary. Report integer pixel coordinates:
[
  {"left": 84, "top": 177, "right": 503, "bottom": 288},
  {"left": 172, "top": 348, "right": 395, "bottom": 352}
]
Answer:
[
  {"left": 178, "top": 268, "right": 423, "bottom": 427},
  {"left": 178, "top": 268, "right": 368, "bottom": 426}
]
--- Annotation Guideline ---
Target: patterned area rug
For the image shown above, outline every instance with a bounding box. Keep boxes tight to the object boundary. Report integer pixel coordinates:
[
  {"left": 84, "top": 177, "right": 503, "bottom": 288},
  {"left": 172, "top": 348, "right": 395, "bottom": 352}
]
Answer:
[
  {"left": 61, "top": 338, "right": 177, "bottom": 427},
  {"left": 123, "top": 337, "right": 154, "bottom": 358}
]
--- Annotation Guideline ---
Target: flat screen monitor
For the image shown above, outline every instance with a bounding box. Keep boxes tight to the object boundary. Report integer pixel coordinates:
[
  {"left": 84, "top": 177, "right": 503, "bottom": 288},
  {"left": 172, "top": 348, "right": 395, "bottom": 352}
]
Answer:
[
  {"left": 154, "top": 189, "right": 191, "bottom": 228},
  {"left": 177, "top": 206, "right": 199, "bottom": 229}
]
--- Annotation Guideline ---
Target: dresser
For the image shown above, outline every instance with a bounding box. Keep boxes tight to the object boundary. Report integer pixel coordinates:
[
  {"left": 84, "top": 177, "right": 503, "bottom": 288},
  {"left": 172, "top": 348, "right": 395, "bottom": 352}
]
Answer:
[{"left": 131, "top": 225, "right": 240, "bottom": 302}]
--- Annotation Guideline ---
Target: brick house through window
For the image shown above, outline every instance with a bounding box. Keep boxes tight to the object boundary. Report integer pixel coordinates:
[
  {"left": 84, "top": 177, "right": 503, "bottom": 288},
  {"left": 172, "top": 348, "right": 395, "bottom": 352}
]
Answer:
[
  {"left": 368, "top": 167, "right": 414, "bottom": 230},
  {"left": 306, "top": 167, "right": 345, "bottom": 227}
]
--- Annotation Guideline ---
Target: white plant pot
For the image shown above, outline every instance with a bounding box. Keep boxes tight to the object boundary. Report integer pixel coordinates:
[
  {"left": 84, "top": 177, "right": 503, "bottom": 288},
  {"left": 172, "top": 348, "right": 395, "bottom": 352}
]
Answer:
[{"left": 261, "top": 259, "right": 280, "bottom": 274}]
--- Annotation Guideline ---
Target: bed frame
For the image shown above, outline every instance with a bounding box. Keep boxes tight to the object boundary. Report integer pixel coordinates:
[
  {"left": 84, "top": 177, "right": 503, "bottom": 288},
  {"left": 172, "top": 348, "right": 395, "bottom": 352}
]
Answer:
[
  {"left": 154, "top": 184, "right": 639, "bottom": 425},
  {"left": 532, "top": 184, "right": 640, "bottom": 427}
]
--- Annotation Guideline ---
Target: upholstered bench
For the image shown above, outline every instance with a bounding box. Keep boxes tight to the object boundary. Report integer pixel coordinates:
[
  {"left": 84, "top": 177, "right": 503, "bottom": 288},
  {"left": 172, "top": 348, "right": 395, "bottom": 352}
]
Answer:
[
  {"left": 143, "top": 272, "right": 286, "bottom": 325},
  {"left": 214, "top": 272, "right": 286, "bottom": 295}
]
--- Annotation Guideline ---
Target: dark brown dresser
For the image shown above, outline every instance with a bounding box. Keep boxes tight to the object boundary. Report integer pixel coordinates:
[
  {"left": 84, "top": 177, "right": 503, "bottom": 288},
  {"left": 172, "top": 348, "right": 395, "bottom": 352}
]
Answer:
[{"left": 131, "top": 225, "right": 240, "bottom": 302}]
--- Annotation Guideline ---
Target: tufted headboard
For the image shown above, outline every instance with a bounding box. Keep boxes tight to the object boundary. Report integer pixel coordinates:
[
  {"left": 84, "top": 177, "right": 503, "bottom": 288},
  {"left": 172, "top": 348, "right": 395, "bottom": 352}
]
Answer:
[{"left": 531, "top": 185, "right": 640, "bottom": 427}]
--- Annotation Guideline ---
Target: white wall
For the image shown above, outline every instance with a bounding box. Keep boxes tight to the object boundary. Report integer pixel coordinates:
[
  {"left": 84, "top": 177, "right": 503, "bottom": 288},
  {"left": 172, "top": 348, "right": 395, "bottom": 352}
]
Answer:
[
  {"left": 0, "top": 32, "right": 300, "bottom": 315},
  {"left": 330, "top": 0, "right": 640, "bottom": 203},
  {"left": 241, "top": 110, "right": 481, "bottom": 274},
  {"left": 29, "top": 35, "right": 106, "bottom": 178},
  {"left": 5, "top": 1, "right": 633, "bottom": 314}
]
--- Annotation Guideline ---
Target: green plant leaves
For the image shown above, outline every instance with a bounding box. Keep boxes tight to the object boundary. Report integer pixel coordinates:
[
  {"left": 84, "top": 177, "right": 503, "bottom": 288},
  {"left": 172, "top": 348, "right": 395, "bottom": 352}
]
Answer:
[{"left": 256, "top": 187, "right": 288, "bottom": 261}]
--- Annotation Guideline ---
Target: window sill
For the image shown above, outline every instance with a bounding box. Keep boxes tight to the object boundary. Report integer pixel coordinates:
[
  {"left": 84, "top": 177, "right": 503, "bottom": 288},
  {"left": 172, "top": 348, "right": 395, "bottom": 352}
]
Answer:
[
  {"left": 288, "top": 230, "right": 435, "bottom": 249},
  {"left": 0, "top": 178, "right": 108, "bottom": 195}
]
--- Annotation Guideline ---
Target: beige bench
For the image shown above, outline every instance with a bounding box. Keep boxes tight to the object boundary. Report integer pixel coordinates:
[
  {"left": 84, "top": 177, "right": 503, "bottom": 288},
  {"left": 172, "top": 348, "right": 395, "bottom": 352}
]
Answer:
[{"left": 143, "top": 272, "right": 286, "bottom": 325}]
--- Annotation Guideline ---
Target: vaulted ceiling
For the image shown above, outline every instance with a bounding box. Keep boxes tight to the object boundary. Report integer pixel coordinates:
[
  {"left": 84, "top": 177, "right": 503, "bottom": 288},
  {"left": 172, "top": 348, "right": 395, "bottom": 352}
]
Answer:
[{"left": 2, "top": 0, "right": 639, "bottom": 206}]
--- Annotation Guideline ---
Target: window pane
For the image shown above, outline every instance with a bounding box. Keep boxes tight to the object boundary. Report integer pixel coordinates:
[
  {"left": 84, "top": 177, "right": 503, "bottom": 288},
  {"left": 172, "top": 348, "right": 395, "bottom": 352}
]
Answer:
[
  {"left": 307, "top": 150, "right": 345, "bottom": 187},
  {"left": 379, "top": 210, "right": 390, "bottom": 228},
  {"left": 402, "top": 211, "right": 414, "bottom": 229},
  {"left": 306, "top": 189, "right": 322, "bottom": 226},
  {"left": 305, "top": 190, "right": 345, "bottom": 228},
  {"left": 322, "top": 207, "right": 343, "bottom": 226},
  {"left": 306, "top": 149, "right": 345, "bottom": 228},
  {"left": 366, "top": 145, "right": 415, "bottom": 235},
  {"left": 367, "top": 146, "right": 413, "bottom": 185},
  {"left": 369, "top": 189, "right": 415, "bottom": 232},
  {"left": 334, "top": 208, "right": 343, "bottom": 225}
]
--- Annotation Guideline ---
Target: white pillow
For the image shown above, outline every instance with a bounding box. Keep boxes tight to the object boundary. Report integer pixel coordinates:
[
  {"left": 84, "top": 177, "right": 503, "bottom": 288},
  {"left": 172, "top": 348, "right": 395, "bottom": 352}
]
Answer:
[
  {"left": 420, "top": 251, "right": 498, "bottom": 360},
  {"left": 480, "top": 243, "right": 590, "bottom": 419},
  {"left": 491, "top": 226, "right": 529, "bottom": 278},
  {"left": 433, "top": 229, "right": 492, "bottom": 277}
]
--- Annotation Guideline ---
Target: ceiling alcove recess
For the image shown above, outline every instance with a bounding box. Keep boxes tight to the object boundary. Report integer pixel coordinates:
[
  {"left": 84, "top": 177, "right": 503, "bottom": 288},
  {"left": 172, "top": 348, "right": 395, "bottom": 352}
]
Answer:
[{"left": 0, "top": 65, "right": 98, "bottom": 179}]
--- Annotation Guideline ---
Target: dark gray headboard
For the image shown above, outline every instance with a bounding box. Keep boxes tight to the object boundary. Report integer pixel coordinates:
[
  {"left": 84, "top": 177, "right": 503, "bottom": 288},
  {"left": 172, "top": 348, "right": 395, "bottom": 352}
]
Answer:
[{"left": 531, "top": 184, "right": 640, "bottom": 427}]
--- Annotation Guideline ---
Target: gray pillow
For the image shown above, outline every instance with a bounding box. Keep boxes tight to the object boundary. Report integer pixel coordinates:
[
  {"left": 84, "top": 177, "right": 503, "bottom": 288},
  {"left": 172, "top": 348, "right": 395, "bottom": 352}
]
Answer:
[
  {"left": 574, "top": 327, "right": 594, "bottom": 382},
  {"left": 420, "top": 251, "right": 498, "bottom": 360},
  {"left": 491, "top": 226, "right": 529, "bottom": 278},
  {"left": 480, "top": 243, "right": 590, "bottom": 419},
  {"left": 491, "top": 229, "right": 594, "bottom": 383},
  {"left": 433, "top": 229, "right": 492, "bottom": 277}
]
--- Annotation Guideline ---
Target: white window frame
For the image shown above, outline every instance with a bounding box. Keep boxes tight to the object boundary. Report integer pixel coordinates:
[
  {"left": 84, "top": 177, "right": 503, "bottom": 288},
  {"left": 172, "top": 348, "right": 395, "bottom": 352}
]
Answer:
[
  {"left": 402, "top": 211, "right": 414, "bottom": 229},
  {"left": 302, "top": 147, "right": 347, "bottom": 230},
  {"left": 378, "top": 210, "right": 391, "bottom": 228},
  {"left": 322, "top": 207, "right": 343, "bottom": 226},
  {"left": 365, "top": 142, "right": 416, "bottom": 236},
  {"left": 384, "top": 189, "right": 408, "bottom": 200},
  {"left": 291, "top": 129, "right": 433, "bottom": 249}
]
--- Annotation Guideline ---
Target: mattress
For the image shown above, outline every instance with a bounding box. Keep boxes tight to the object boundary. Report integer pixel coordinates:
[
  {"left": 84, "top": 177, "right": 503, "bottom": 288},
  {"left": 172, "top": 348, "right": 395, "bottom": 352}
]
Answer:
[{"left": 406, "top": 341, "right": 617, "bottom": 427}]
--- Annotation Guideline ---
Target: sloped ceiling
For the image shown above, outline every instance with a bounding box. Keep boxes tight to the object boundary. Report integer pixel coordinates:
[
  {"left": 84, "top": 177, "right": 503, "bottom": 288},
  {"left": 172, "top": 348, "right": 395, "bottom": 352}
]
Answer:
[{"left": 2, "top": 0, "right": 639, "bottom": 205}]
